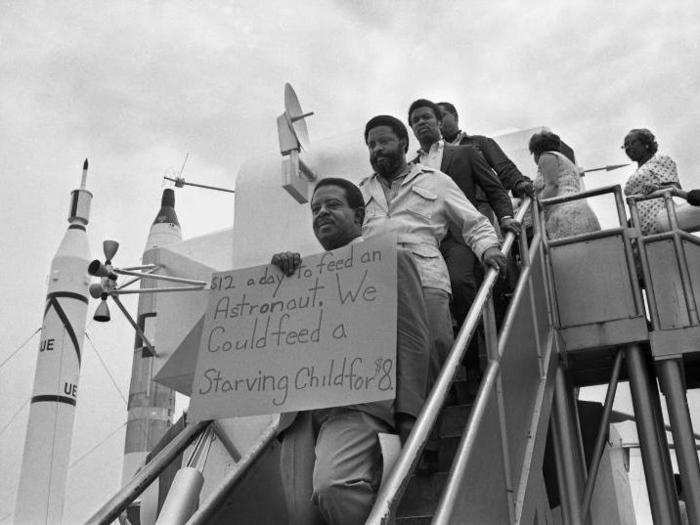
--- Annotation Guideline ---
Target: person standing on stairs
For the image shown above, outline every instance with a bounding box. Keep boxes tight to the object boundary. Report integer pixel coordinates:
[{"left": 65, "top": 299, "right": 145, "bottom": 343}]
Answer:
[
  {"left": 272, "top": 177, "right": 431, "bottom": 525},
  {"left": 359, "top": 114, "right": 507, "bottom": 389},
  {"left": 408, "top": 98, "right": 521, "bottom": 332}
]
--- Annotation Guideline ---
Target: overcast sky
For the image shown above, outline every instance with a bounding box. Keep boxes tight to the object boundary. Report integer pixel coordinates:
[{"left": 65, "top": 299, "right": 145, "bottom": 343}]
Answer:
[{"left": 1, "top": 1, "right": 699, "bottom": 522}]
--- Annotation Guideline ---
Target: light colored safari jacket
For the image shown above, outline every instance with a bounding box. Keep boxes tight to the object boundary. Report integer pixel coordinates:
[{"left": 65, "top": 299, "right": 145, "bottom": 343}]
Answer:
[{"left": 359, "top": 163, "right": 500, "bottom": 294}]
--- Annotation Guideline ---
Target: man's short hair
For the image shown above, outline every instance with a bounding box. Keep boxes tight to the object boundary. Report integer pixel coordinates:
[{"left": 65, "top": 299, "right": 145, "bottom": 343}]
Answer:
[
  {"left": 364, "top": 115, "right": 409, "bottom": 153},
  {"left": 437, "top": 102, "right": 458, "bottom": 120},
  {"left": 407, "top": 99, "right": 442, "bottom": 123},
  {"left": 312, "top": 178, "right": 365, "bottom": 211}
]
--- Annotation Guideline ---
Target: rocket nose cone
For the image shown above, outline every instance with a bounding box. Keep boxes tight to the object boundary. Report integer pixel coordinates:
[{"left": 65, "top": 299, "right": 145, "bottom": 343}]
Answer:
[
  {"left": 153, "top": 189, "right": 180, "bottom": 226},
  {"left": 162, "top": 188, "right": 175, "bottom": 208}
]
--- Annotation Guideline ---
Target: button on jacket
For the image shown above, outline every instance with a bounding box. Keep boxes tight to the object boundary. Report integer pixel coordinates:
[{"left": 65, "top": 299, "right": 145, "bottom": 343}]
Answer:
[{"left": 359, "top": 163, "right": 500, "bottom": 294}]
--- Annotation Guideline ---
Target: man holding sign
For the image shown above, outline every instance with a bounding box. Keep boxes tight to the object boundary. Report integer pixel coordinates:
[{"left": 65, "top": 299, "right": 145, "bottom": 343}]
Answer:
[{"left": 271, "top": 178, "right": 431, "bottom": 525}]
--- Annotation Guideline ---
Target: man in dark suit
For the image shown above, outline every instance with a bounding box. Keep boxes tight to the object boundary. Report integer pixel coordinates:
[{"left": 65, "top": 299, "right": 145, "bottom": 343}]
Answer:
[
  {"left": 437, "top": 101, "right": 534, "bottom": 199},
  {"left": 438, "top": 101, "right": 578, "bottom": 189},
  {"left": 407, "top": 98, "right": 521, "bottom": 328},
  {"left": 271, "top": 177, "right": 431, "bottom": 524}
]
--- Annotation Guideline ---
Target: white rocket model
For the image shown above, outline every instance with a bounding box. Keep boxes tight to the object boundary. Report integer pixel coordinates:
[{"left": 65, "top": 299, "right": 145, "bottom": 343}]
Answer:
[
  {"left": 121, "top": 189, "right": 180, "bottom": 523},
  {"left": 14, "top": 160, "right": 92, "bottom": 525}
]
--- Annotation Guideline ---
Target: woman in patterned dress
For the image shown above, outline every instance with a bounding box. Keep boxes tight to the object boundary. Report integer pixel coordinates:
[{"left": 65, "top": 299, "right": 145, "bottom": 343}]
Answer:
[
  {"left": 529, "top": 131, "right": 601, "bottom": 240},
  {"left": 622, "top": 128, "right": 681, "bottom": 234}
]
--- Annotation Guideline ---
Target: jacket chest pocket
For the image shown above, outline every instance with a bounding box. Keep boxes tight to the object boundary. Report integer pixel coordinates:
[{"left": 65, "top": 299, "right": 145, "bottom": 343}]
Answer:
[
  {"left": 406, "top": 185, "right": 437, "bottom": 222},
  {"left": 364, "top": 196, "right": 385, "bottom": 220}
]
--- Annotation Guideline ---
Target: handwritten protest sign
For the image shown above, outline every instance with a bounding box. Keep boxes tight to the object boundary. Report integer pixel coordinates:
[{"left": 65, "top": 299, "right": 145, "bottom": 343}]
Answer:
[{"left": 189, "top": 235, "right": 397, "bottom": 421}]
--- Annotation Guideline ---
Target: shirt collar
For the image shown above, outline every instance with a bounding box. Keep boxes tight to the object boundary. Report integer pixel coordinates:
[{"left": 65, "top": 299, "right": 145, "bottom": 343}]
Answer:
[
  {"left": 377, "top": 163, "right": 412, "bottom": 188},
  {"left": 402, "top": 163, "right": 430, "bottom": 185},
  {"left": 417, "top": 138, "right": 444, "bottom": 157}
]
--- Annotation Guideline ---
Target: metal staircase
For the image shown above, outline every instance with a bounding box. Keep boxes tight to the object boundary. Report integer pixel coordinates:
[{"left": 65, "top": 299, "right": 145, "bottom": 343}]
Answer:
[{"left": 88, "top": 186, "right": 700, "bottom": 525}]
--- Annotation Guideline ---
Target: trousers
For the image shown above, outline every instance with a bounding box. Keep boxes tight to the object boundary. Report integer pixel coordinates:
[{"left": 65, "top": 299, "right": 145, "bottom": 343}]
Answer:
[
  {"left": 422, "top": 287, "right": 456, "bottom": 453},
  {"left": 439, "top": 235, "right": 481, "bottom": 329},
  {"left": 280, "top": 408, "right": 391, "bottom": 525},
  {"left": 422, "top": 287, "right": 456, "bottom": 387}
]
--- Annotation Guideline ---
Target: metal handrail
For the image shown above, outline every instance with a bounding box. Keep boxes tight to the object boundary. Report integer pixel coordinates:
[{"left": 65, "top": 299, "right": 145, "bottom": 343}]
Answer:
[
  {"left": 86, "top": 420, "right": 211, "bottom": 524},
  {"left": 365, "top": 197, "right": 532, "bottom": 524},
  {"left": 539, "top": 183, "right": 624, "bottom": 208},
  {"left": 540, "top": 184, "right": 628, "bottom": 228},
  {"left": 539, "top": 183, "right": 646, "bottom": 323},
  {"left": 626, "top": 185, "right": 682, "bottom": 203},
  {"left": 628, "top": 188, "right": 700, "bottom": 327},
  {"left": 433, "top": 226, "right": 545, "bottom": 524},
  {"left": 642, "top": 229, "right": 700, "bottom": 246}
]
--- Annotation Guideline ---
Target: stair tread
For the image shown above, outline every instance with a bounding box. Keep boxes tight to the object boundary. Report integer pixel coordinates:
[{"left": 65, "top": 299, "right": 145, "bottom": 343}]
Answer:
[
  {"left": 438, "top": 403, "right": 472, "bottom": 438},
  {"left": 397, "top": 472, "right": 448, "bottom": 516},
  {"left": 392, "top": 365, "right": 481, "bottom": 520},
  {"left": 395, "top": 514, "right": 433, "bottom": 525}
]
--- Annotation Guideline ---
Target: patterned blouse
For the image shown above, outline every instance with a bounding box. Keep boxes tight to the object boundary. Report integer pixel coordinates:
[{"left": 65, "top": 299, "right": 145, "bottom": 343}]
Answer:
[{"left": 624, "top": 154, "right": 680, "bottom": 234}]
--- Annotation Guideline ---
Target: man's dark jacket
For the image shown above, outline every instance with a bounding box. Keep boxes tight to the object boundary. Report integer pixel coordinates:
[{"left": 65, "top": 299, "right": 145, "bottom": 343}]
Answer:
[
  {"left": 455, "top": 133, "right": 577, "bottom": 191},
  {"left": 454, "top": 134, "right": 530, "bottom": 193}
]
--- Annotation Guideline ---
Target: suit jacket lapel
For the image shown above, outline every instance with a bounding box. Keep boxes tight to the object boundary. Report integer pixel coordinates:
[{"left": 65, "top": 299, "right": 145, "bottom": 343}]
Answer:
[{"left": 440, "top": 146, "right": 455, "bottom": 174}]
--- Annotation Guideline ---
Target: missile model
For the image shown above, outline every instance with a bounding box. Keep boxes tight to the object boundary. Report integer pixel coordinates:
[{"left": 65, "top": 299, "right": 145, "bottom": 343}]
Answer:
[
  {"left": 121, "top": 189, "right": 181, "bottom": 524},
  {"left": 14, "top": 160, "right": 93, "bottom": 524}
]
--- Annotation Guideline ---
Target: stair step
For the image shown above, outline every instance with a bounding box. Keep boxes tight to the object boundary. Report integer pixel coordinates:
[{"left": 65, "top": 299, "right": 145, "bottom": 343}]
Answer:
[
  {"left": 436, "top": 436, "right": 460, "bottom": 472},
  {"left": 391, "top": 365, "right": 479, "bottom": 521},
  {"left": 396, "top": 516, "right": 433, "bottom": 524},
  {"left": 449, "top": 380, "right": 475, "bottom": 405},
  {"left": 449, "top": 364, "right": 482, "bottom": 406},
  {"left": 438, "top": 403, "right": 472, "bottom": 438},
  {"left": 397, "top": 472, "right": 448, "bottom": 516}
]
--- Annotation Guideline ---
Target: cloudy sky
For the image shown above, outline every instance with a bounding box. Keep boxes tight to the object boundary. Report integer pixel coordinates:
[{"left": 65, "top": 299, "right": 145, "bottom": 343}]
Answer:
[{"left": 1, "top": 1, "right": 699, "bottom": 522}]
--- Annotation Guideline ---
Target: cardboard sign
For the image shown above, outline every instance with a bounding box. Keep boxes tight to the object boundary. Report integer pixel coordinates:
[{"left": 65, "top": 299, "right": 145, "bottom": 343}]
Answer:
[{"left": 189, "top": 236, "right": 397, "bottom": 421}]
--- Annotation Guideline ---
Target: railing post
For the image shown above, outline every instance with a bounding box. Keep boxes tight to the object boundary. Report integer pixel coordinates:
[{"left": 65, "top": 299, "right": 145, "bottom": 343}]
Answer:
[
  {"left": 551, "top": 365, "right": 586, "bottom": 525},
  {"left": 663, "top": 191, "right": 700, "bottom": 325},
  {"left": 581, "top": 350, "right": 624, "bottom": 518},
  {"left": 658, "top": 358, "right": 700, "bottom": 524},
  {"left": 484, "top": 296, "right": 515, "bottom": 521},
  {"left": 626, "top": 344, "right": 681, "bottom": 525},
  {"left": 550, "top": 414, "right": 572, "bottom": 525}
]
